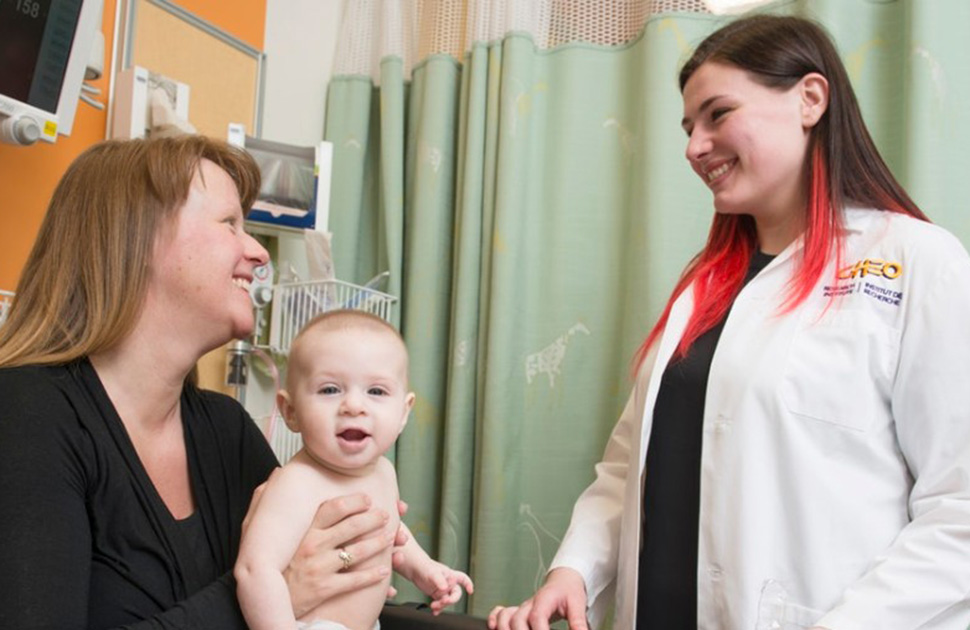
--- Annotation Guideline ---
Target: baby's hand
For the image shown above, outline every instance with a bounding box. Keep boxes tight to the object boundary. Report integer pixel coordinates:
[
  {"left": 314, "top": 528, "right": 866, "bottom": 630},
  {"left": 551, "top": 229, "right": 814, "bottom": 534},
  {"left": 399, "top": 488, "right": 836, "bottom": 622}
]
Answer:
[{"left": 413, "top": 560, "right": 474, "bottom": 614}]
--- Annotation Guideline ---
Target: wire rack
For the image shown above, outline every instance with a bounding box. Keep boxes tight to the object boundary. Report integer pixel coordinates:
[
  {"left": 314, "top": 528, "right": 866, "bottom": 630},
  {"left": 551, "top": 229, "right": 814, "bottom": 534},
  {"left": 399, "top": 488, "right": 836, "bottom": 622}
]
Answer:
[
  {"left": 268, "top": 278, "right": 396, "bottom": 354},
  {"left": 0, "top": 290, "right": 14, "bottom": 328},
  {"left": 265, "top": 279, "right": 397, "bottom": 462}
]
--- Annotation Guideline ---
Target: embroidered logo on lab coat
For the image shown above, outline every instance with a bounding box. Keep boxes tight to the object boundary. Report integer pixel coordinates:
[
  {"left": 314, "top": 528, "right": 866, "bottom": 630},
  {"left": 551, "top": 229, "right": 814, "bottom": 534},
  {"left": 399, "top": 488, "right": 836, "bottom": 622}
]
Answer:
[
  {"left": 823, "top": 258, "right": 904, "bottom": 306},
  {"left": 838, "top": 258, "right": 903, "bottom": 280}
]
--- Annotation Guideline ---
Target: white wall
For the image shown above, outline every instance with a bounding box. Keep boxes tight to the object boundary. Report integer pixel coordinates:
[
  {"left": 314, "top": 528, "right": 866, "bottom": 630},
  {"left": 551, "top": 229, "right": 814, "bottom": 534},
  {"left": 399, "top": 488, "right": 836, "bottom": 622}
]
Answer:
[
  {"left": 243, "top": 0, "right": 346, "bottom": 431},
  {"left": 258, "top": 0, "right": 347, "bottom": 287},
  {"left": 261, "top": 0, "right": 345, "bottom": 145}
]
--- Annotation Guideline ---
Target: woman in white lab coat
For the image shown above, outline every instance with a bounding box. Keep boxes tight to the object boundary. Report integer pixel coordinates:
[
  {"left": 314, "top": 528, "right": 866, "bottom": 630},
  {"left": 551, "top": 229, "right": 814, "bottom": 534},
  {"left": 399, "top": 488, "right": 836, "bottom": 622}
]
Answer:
[{"left": 489, "top": 14, "right": 970, "bottom": 630}]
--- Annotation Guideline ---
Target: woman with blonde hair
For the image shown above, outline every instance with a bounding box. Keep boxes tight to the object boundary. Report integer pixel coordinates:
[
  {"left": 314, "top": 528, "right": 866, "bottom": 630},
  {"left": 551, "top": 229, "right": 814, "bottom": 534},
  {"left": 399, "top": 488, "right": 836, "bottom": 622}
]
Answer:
[
  {"left": 0, "top": 135, "right": 402, "bottom": 629},
  {"left": 491, "top": 14, "right": 970, "bottom": 630}
]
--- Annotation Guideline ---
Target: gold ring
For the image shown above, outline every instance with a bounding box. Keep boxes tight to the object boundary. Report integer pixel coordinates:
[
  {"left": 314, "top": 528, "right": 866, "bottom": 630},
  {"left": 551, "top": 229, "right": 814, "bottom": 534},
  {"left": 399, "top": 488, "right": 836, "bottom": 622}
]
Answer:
[{"left": 338, "top": 548, "right": 354, "bottom": 570}]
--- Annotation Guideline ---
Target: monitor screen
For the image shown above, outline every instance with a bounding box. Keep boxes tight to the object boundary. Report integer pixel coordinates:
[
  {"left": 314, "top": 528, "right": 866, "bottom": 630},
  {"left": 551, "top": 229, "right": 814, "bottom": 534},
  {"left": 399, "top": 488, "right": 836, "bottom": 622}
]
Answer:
[{"left": 0, "top": 0, "right": 84, "bottom": 115}]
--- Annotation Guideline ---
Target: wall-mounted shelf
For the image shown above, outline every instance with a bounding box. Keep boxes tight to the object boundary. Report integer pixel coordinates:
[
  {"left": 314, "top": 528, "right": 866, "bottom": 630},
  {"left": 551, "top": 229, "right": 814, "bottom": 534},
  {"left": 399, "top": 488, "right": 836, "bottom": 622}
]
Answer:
[{"left": 228, "top": 123, "right": 332, "bottom": 233}]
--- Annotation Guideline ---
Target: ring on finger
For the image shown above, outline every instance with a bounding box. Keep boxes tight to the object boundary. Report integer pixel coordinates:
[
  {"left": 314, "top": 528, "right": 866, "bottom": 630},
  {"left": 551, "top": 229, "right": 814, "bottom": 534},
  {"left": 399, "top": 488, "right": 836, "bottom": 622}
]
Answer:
[{"left": 337, "top": 547, "right": 354, "bottom": 571}]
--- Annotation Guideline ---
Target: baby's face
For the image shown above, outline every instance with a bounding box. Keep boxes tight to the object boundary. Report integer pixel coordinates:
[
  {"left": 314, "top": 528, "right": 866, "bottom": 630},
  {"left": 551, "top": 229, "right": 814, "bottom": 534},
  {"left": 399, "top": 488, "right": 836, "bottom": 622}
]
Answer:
[{"left": 286, "top": 326, "right": 414, "bottom": 475}]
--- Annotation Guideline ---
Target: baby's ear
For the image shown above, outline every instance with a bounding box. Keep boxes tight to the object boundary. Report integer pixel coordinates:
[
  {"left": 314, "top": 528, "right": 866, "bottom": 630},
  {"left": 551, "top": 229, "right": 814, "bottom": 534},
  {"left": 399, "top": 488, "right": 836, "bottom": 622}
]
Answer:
[
  {"left": 400, "top": 392, "right": 416, "bottom": 432},
  {"left": 276, "top": 390, "right": 300, "bottom": 432}
]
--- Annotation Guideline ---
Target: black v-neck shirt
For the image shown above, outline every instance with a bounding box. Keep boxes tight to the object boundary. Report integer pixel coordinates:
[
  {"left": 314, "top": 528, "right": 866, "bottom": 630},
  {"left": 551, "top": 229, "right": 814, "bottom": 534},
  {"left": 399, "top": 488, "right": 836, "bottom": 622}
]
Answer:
[
  {"left": 177, "top": 510, "right": 221, "bottom": 587},
  {"left": 0, "top": 359, "right": 278, "bottom": 630},
  {"left": 637, "top": 251, "right": 775, "bottom": 628}
]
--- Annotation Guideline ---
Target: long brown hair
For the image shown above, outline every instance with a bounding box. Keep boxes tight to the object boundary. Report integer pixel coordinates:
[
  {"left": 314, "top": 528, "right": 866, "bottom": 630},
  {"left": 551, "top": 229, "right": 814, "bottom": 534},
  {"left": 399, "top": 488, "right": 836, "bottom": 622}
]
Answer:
[
  {"left": 0, "top": 135, "right": 261, "bottom": 368},
  {"left": 636, "top": 15, "right": 926, "bottom": 368}
]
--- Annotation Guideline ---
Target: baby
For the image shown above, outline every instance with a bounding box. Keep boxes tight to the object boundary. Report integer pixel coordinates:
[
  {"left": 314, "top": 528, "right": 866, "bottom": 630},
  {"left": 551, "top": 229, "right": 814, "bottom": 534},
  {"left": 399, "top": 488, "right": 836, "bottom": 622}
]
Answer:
[{"left": 235, "top": 309, "right": 473, "bottom": 630}]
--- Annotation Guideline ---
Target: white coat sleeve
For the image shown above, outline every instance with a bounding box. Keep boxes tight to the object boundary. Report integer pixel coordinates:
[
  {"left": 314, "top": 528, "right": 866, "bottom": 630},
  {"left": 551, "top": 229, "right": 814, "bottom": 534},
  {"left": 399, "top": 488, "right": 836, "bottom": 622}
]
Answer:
[
  {"left": 548, "top": 350, "right": 654, "bottom": 611},
  {"left": 817, "top": 249, "right": 970, "bottom": 630}
]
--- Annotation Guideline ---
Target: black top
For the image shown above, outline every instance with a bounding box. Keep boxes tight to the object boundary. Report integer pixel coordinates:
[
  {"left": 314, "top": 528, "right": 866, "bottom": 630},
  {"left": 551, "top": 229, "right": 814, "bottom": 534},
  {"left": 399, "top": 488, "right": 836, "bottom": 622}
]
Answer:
[
  {"left": 0, "top": 359, "right": 279, "bottom": 630},
  {"left": 177, "top": 511, "right": 221, "bottom": 587},
  {"left": 637, "top": 251, "right": 774, "bottom": 628}
]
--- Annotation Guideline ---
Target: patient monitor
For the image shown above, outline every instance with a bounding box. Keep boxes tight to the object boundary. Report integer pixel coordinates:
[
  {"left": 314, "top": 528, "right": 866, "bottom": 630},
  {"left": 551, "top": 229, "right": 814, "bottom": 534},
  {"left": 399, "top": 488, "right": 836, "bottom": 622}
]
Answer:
[{"left": 0, "top": 0, "right": 103, "bottom": 145}]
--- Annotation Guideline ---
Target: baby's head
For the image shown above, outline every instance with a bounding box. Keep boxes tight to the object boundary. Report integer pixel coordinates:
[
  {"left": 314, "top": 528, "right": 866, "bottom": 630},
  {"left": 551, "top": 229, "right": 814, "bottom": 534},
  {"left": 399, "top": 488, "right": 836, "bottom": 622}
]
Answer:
[{"left": 278, "top": 310, "right": 415, "bottom": 475}]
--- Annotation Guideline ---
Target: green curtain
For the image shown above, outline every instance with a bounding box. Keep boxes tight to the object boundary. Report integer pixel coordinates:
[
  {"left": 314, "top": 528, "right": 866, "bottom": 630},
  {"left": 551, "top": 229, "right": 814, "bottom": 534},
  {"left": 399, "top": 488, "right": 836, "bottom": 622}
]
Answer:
[{"left": 324, "top": 0, "right": 970, "bottom": 619}]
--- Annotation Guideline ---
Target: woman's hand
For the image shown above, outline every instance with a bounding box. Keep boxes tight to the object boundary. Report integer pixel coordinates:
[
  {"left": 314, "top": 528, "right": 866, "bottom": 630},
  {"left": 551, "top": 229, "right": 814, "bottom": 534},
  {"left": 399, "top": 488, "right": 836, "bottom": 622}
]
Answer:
[
  {"left": 488, "top": 567, "right": 588, "bottom": 630},
  {"left": 277, "top": 492, "right": 397, "bottom": 618}
]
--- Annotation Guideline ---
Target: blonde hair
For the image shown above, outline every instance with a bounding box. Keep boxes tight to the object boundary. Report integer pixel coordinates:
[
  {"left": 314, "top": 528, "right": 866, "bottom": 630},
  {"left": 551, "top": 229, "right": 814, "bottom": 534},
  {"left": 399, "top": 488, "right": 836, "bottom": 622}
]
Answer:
[
  {"left": 287, "top": 310, "right": 408, "bottom": 387},
  {"left": 0, "top": 135, "right": 261, "bottom": 368}
]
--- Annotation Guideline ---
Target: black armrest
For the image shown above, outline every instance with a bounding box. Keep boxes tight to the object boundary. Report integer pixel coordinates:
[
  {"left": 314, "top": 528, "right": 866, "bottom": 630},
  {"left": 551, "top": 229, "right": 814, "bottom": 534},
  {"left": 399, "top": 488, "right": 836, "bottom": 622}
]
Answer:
[{"left": 379, "top": 602, "right": 489, "bottom": 629}]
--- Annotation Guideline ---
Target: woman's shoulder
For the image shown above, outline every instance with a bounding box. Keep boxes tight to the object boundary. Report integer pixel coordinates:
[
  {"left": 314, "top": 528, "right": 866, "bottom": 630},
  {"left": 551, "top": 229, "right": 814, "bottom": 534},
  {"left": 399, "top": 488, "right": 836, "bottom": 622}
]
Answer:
[
  {"left": 845, "top": 207, "right": 970, "bottom": 266},
  {"left": 184, "top": 383, "right": 247, "bottom": 417},
  {"left": 181, "top": 383, "right": 277, "bottom": 468},
  {"left": 0, "top": 363, "right": 94, "bottom": 459},
  {"left": 181, "top": 384, "right": 258, "bottom": 443},
  {"left": 0, "top": 362, "right": 85, "bottom": 414},
  {"left": 0, "top": 361, "right": 69, "bottom": 385}
]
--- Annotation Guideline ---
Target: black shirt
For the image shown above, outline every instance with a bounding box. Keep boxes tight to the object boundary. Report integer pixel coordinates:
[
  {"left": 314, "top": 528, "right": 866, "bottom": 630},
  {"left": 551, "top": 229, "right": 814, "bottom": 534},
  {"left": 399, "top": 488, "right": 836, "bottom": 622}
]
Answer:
[
  {"left": 0, "top": 359, "right": 279, "bottom": 630},
  {"left": 177, "top": 510, "right": 221, "bottom": 587},
  {"left": 637, "top": 251, "right": 774, "bottom": 628}
]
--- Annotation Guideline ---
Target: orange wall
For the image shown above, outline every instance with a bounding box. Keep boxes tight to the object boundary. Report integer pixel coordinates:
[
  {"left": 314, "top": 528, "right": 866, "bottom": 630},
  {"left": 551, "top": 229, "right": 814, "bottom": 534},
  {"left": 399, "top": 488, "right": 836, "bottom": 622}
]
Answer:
[{"left": 0, "top": 0, "right": 266, "bottom": 292}]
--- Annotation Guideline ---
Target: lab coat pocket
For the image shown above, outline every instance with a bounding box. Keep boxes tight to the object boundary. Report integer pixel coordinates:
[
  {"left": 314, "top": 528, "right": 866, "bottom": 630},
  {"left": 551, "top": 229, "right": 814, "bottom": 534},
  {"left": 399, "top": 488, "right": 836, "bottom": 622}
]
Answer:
[
  {"left": 756, "top": 579, "right": 826, "bottom": 630},
  {"left": 782, "top": 309, "right": 899, "bottom": 431}
]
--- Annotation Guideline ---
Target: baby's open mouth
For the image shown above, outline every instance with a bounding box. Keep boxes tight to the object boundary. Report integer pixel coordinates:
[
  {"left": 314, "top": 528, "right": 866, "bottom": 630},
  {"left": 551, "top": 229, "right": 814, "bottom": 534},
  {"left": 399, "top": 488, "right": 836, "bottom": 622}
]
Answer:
[{"left": 338, "top": 429, "right": 369, "bottom": 442}]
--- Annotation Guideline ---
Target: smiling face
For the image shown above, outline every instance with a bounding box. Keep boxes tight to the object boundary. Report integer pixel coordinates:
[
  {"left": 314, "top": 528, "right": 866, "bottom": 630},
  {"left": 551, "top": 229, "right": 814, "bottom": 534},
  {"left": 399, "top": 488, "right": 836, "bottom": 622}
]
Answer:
[
  {"left": 682, "top": 61, "right": 816, "bottom": 233},
  {"left": 279, "top": 322, "right": 415, "bottom": 476},
  {"left": 147, "top": 159, "right": 269, "bottom": 352}
]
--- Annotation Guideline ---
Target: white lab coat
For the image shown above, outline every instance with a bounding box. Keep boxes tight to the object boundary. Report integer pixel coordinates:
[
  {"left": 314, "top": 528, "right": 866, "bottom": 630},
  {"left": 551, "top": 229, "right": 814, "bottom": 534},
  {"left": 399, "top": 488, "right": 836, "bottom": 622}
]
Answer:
[{"left": 550, "top": 207, "right": 970, "bottom": 630}]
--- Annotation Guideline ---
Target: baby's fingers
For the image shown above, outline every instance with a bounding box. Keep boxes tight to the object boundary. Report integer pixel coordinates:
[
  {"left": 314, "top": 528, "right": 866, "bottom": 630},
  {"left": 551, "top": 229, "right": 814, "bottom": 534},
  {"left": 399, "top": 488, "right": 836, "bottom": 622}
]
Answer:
[
  {"left": 426, "top": 571, "right": 450, "bottom": 594},
  {"left": 430, "top": 582, "right": 466, "bottom": 614},
  {"left": 453, "top": 570, "right": 474, "bottom": 594}
]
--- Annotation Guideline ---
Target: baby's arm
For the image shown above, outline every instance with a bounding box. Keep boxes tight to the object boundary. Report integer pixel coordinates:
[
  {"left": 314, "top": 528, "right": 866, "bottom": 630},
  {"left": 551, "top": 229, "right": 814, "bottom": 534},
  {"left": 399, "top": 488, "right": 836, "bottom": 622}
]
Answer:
[
  {"left": 394, "top": 522, "right": 474, "bottom": 614},
  {"left": 235, "top": 465, "right": 320, "bottom": 630}
]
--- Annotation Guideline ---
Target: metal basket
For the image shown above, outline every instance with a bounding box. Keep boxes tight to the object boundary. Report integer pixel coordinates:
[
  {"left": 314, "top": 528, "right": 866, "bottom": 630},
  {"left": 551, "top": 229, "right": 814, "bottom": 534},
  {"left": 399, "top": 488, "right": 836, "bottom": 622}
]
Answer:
[
  {"left": 268, "top": 278, "right": 396, "bottom": 355},
  {"left": 0, "top": 290, "right": 14, "bottom": 328},
  {"left": 265, "top": 279, "right": 397, "bottom": 462}
]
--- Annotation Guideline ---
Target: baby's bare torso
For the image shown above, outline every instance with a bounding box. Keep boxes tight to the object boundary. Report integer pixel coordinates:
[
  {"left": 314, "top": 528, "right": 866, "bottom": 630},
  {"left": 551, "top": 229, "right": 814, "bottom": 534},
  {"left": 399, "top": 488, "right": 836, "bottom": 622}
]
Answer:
[{"left": 292, "top": 453, "right": 400, "bottom": 630}]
